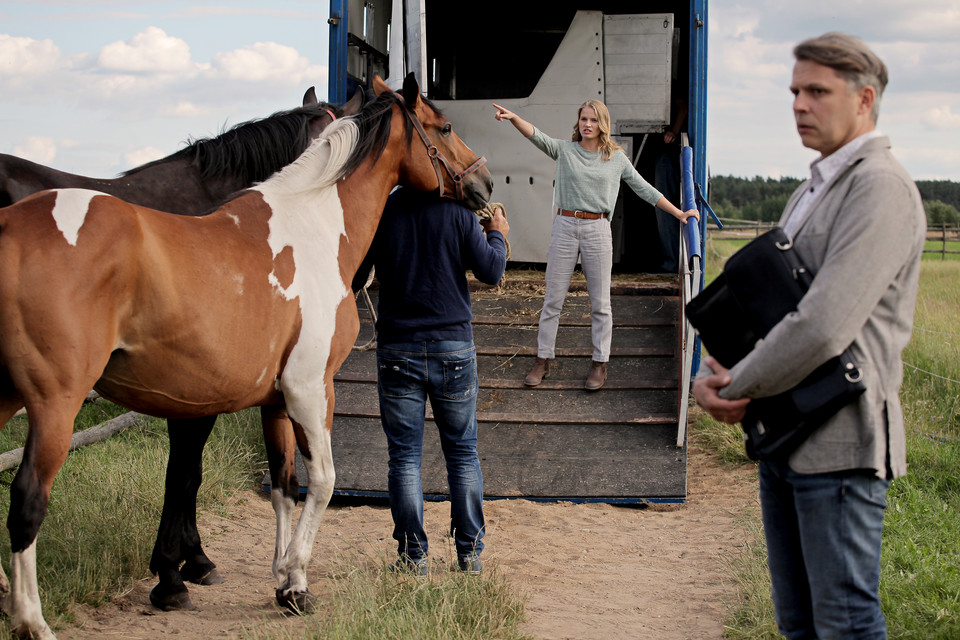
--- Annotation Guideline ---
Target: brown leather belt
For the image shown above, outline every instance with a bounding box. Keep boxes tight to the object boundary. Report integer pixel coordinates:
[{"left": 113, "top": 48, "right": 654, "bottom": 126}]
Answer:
[{"left": 557, "top": 208, "right": 607, "bottom": 220}]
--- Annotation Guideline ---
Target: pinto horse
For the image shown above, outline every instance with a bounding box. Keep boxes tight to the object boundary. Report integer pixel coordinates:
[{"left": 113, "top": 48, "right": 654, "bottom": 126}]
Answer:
[
  {"left": 0, "top": 87, "right": 360, "bottom": 212},
  {"left": 0, "top": 73, "right": 491, "bottom": 639},
  {"left": 0, "top": 87, "right": 365, "bottom": 615}
]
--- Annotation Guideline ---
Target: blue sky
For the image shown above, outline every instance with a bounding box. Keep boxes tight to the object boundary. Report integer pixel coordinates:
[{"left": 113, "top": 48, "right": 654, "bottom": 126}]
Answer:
[{"left": 2, "top": 1, "right": 958, "bottom": 182}]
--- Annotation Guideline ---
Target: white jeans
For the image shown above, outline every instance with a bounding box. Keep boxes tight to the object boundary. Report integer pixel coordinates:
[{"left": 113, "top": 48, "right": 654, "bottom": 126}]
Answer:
[{"left": 537, "top": 214, "right": 613, "bottom": 362}]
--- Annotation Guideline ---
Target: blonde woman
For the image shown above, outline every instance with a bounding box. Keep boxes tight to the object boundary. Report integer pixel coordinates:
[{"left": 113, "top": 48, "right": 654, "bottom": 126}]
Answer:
[{"left": 493, "top": 100, "right": 698, "bottom": 390}]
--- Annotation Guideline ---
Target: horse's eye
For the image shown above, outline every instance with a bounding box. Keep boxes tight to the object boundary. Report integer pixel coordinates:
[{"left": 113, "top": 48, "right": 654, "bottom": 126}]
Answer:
[{"left": 442, "top": 124, "right": 452, "bottom": 136}]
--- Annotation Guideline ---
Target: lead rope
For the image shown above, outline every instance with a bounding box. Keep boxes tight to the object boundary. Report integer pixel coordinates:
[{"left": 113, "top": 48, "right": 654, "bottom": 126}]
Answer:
[{"left": 352, "top": 267, "right": 378, "bottom": 352}]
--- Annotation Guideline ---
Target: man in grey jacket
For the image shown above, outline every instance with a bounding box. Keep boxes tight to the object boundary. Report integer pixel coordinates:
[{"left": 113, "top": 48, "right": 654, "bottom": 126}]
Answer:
[{"left": 693, "top": 33, "right": 925, "bottom": 640}]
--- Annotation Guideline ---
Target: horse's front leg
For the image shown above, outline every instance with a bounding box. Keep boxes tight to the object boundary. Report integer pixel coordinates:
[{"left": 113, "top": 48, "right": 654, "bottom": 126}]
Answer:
[
  {"left": 272, "top": 394, "right": 336, "bottom": 614},
  {"left": 7, "top": 396, "right": 83, "bottom": 640},
  {"left": 0, "top": 400, "right": 24, "bottom": 611},
  {"left": 261, "top": 405, "right": 300, "bottom": 591},
  {"left": 272, "top": 295, "right": 355, "bottom": 613},
  {"left": 149, "top": 415, "right": 221, "bottom": 611}
]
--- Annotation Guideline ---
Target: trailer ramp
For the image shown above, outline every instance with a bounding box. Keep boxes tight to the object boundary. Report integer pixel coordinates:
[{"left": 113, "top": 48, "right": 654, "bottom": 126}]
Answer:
[{"left": 324, "top": 273, "right": 686, "bottom": 504}]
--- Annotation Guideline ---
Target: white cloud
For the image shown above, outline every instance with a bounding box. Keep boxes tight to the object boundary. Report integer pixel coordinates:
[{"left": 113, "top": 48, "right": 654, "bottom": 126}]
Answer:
[
  {"left": 893, "top": 144, "right": 960, "bottom": 180},
  {"left": 97, "top": 26, "right": 195, "bottom": 73},
  {"left": 124, "top": 146, "right": 165, "bottom": 168},
  {"left": 13, "top": 136, "right": 58, "bottom": 164},
  {"left": 922, "top": 105, "right": 960, "bottom": 131},
  {"left": 159, "top": 101, "right": 212, "bottom": 118},
  {"left": 211, "top": 41, "right": 323, "bottom": 84},
  {"left": 0, "top": 34, "right": 62, "bottom": 76}
]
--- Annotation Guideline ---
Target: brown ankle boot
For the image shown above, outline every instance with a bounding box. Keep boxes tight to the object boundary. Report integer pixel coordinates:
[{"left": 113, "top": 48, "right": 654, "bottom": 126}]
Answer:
[
  {"left": 584, "top": 361, "right": 607, "bottom": 390},
  {"left": 524, "top": 357, "right": 549, "bottom": 387}
]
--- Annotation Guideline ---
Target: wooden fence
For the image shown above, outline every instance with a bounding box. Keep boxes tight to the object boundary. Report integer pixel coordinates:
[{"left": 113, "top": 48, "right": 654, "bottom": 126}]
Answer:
[
  {"left": 710, "top": 220, "right": 960, "bottom": 260},
  {"left": 925, "top": 223, "right": 960, "bottom": 259}
]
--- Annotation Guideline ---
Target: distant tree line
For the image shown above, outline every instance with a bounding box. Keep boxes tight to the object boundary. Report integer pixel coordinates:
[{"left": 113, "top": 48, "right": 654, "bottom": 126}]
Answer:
[{"left": 708, "top": 175, "right": 960, "bottom": 225}]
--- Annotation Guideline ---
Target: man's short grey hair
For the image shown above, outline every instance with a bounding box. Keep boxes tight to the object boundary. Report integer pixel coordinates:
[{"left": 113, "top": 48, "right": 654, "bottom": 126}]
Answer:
[{"left": 794, "top": 32, "right": 888, "bottom": 122}]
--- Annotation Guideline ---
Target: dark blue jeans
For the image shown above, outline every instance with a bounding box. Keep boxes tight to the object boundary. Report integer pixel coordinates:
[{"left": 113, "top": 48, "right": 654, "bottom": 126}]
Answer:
[
  {"left": 759, "top": 459, "right": 890, "bottom": 640},
  {"left": 376, "top": 340, "right": 485, "bottom": 562}
]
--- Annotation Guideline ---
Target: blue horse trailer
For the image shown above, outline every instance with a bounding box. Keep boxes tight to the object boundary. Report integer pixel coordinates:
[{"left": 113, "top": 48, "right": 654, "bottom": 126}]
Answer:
[{"left": 317, "top": 0, "right": 710, "bottom": 503}]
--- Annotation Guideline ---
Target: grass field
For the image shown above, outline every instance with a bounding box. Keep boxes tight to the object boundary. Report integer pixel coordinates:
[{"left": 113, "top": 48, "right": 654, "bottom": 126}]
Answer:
[
  {"left": 695, "top": 238, "right": 960, "bottom": 639},
  {"left": 0, "top": 406, "right": 530, "bottom": 640}
]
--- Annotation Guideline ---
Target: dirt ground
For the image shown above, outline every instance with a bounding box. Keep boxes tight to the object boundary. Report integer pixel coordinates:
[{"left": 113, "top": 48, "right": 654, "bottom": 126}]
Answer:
[{"left": 58, "top": 428, "right": 759, "bottom": 640}]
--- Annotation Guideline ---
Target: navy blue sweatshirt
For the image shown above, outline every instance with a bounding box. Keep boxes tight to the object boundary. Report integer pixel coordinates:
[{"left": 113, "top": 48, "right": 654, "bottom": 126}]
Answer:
[{"left": 365, "top": 188, "right": 506, "bottom": 343}]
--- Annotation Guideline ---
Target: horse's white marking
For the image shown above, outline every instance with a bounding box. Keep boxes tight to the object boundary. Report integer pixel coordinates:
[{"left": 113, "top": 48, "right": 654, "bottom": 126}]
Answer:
[
  {"left": 267, "top": 272, "right": 295, "bottom": 300},
  {"left": 227, "top": 212, "right": 241, "bottom": 226},
  {"left": 51, "top": 189, "right": 102, "bottom": 247},
  {"left": 0, "top": 556, "right": 9, "bottom": 596},
  {"left": 10, "top": 542, "right": 54, "bottom": 639},
  {"left": 232, "top": 272, "right": 245, "bottom": 296},
  {"left": 276, "top": 425, "right": 335, "bottom": 593},
  {"left": 270, "top": 489, "right": 296, "bottom": 583},
  {"left": 253, "top": 118, "right": 357, "bottom": 595},
  {"left": 256, "top": 119, "right": 356, "bottom": 431}
]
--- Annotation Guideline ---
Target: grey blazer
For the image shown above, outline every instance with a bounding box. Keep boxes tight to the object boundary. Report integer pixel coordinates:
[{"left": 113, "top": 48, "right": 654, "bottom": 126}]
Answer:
[{"left": 718, "top": 136, "right": 926, "bottom": 478}]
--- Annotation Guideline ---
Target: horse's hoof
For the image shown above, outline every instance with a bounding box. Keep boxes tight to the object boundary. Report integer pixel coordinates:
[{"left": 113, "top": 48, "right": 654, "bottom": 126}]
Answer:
[
  {"left": 150, "top": 583, "right": 196, "bottom": 611},
  {"left": 275, "top": 587, "right": 316, "bottom": 614},
  {"left": 182, "top": 563, "right": 225, "bottom": 586},
  {"left": 12, "top": 621, "right": 56, "bottom": 640}
]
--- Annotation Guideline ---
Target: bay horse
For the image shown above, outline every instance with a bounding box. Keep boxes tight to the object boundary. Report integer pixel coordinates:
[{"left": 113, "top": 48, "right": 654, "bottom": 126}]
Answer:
[
  {"left": 0, "top": 87, "right": 366, "bottom": 615},
  {"left": 0, "top": 72, "right": 491, "bottom": 639},
  {"left": 0, "top": 87, "right": 359, "bottom": 212}
]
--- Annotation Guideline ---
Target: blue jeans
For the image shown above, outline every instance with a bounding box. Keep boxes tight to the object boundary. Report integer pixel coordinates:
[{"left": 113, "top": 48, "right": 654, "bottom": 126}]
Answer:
[
  {"left": 376, "top": 340, "right": 485, "bottom": 562},
  {"left": 759, "top": 460, "right": 890, "bottom": 640}
]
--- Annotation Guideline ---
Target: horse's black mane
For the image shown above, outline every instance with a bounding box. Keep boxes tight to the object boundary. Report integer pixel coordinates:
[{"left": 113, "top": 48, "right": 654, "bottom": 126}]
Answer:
[
  {"left": 338, "top": 90, "right": 444, "bottom": 180},
  {"left": 121, "top": 102, "right": 342, "bottom": 184}
]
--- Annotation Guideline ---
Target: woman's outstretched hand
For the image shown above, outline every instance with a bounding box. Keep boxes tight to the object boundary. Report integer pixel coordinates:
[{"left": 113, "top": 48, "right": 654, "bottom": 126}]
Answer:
[
  {"left": 492, "top": 103, "right": 515, "bottom": 122},
  {"left": 492, "top": 104, "right": 534, "bottom": 137}
]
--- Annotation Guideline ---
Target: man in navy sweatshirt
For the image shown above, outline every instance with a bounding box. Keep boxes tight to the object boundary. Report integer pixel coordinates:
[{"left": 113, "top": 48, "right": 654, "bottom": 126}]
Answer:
[{"left": 364, "top": 186, "right": 508, "bottom": 576}]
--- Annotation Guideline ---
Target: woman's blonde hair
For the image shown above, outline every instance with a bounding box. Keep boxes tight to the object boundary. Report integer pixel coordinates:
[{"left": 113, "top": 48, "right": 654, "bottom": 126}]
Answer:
[{"left": 571, "top": 99, "right": 623, "bottom": 161}]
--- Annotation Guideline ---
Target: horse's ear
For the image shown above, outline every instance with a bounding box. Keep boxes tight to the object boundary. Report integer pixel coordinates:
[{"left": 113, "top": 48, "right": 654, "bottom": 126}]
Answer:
[
  {"left": 303, "top": 86, "right": 318, "bottom": 107},
  {"left": 342, "top": 88, "right": 365, "bottom": 116},
  {"left": 372, "top": 75, "right": 392, "bottom": 96},
  {"left": 401, "top": 73, "right": 421, "bottom": 109}
]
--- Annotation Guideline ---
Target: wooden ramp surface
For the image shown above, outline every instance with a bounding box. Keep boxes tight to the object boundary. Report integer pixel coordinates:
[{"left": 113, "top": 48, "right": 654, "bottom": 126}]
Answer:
[{"left": 272, "top": 274, "right": 687, "bottom": 503}]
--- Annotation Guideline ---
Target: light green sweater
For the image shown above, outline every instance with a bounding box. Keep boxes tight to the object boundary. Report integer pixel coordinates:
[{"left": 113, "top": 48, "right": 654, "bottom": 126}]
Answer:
[{"left": 528, "top": 127, "right": 662, "bottom": 219}]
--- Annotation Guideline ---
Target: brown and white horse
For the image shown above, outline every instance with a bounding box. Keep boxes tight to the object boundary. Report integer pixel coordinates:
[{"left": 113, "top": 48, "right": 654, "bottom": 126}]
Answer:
[
  {"left": 0, "top": 73, "right": 491, "bottom": 639},
  {"left": 0, "top": 86, "right": 366, "bottom": 615}
]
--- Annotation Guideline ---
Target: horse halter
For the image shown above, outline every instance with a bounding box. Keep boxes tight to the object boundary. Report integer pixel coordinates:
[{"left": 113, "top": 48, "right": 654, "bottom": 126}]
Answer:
[{"left": 403, "top": 106, "right": 487, "bottom": 201}]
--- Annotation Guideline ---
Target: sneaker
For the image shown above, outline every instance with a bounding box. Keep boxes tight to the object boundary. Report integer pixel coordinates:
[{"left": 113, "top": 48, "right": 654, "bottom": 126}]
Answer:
[
  {"left": 389, "top": 556, "right": 427, "bottom": 577},
  {"left": 456, "top": 555, "right": 482, "bottom": 575}
]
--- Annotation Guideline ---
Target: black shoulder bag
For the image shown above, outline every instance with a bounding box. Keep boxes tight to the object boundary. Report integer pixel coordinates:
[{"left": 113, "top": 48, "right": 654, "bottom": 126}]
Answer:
[{"left": 685, "top": 227, "right": 866, "bottom": 461}]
